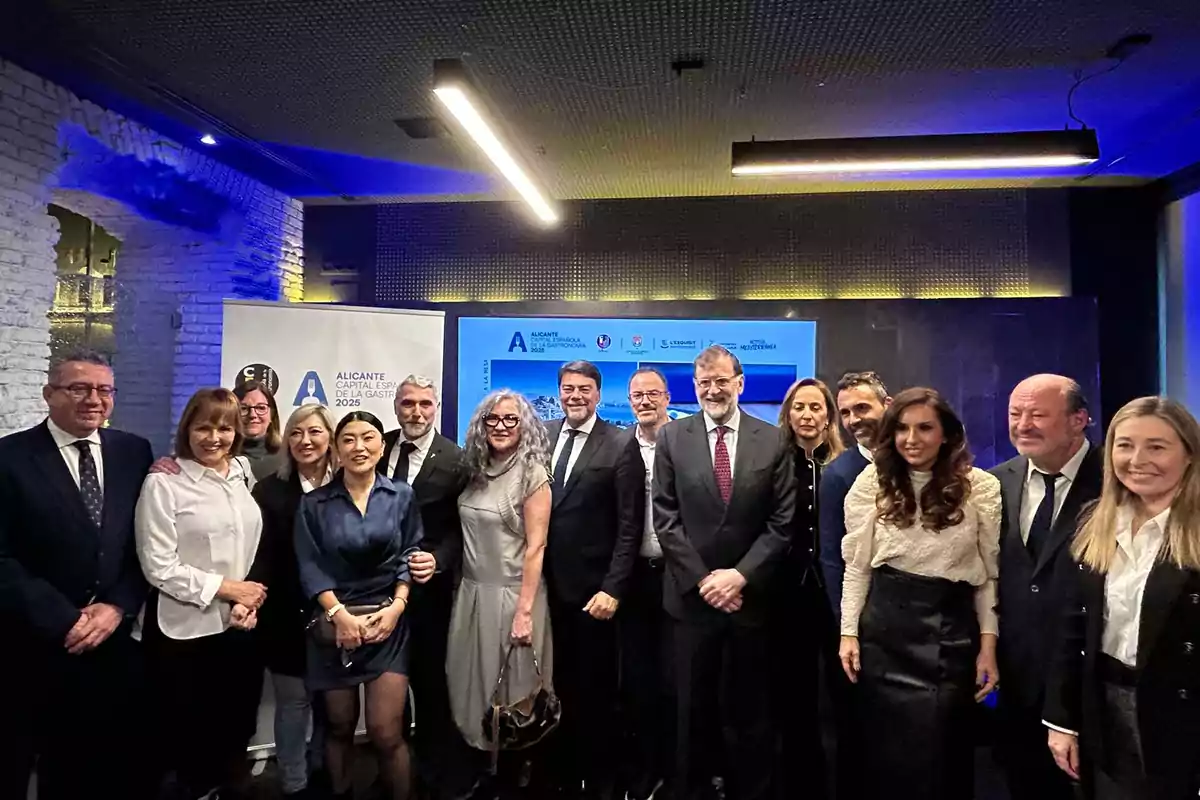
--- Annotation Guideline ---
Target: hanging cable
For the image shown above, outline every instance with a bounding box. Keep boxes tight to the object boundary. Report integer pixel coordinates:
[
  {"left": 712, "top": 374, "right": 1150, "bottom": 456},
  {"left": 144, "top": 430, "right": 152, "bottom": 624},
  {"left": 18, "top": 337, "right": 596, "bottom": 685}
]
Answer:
[{"left": 1065, "top": 33, "right": 1153, "bottom": 130}]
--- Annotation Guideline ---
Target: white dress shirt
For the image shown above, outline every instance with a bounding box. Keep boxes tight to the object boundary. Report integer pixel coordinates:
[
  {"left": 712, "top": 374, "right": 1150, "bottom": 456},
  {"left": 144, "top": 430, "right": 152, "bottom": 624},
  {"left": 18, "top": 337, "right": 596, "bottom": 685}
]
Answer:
[
  {"left": 46, "top": 417, "right": 105, "bottom": 490},
  {"left": 703, "top": 408, "right": 741, "bottom": 480},
  {"left": 635, "top": 425, "right": 661, "bottom": 558},
  {"left": 385, "top": 426, "right": 436, "bottom": 482},
  {"left": 858, "top": 443, "right": 874, "bottom": 464},
  {"left": 299, "top": 464, "right": 334, "bottom": 494},
  {"left": 134, "top": 456, "right": 263, "bottom": 641},
  {"left": 1019, "top": 440, "right": 1091, "bottom": 544},
  {"left": 1103, "top": 505, "right": 1171, "bottom": 667},
  {"left": 551, "top": 413, "right": 598, "bottom": 483}
]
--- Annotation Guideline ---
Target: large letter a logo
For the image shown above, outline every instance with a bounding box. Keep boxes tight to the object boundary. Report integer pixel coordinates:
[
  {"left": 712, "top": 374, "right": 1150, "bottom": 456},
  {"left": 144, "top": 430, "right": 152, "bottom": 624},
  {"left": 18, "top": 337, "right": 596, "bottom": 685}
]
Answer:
[{"left": 507, "top": 332, "right": 528, "bottom": 353}]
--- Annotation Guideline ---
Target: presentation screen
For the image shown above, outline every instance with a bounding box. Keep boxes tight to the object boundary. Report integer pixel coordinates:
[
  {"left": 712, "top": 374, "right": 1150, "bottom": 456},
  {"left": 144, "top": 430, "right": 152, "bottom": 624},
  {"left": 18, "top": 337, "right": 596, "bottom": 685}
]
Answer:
[{"left": 456, "top": 316, "right": 817, "bottom": 441}]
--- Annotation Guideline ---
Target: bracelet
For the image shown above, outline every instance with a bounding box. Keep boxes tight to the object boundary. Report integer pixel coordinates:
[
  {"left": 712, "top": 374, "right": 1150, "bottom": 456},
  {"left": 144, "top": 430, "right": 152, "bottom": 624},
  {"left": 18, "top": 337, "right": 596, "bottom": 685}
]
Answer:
[{"left": 325, "top": 603, "right": 345, "bottom": 621}]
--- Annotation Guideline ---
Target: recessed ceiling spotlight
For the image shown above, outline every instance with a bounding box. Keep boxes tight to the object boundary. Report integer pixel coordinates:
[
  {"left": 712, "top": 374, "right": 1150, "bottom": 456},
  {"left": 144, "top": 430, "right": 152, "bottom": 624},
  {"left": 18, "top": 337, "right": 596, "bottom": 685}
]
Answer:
[{"left": 199, "top": 134, "right": 217, "bottom": 146}]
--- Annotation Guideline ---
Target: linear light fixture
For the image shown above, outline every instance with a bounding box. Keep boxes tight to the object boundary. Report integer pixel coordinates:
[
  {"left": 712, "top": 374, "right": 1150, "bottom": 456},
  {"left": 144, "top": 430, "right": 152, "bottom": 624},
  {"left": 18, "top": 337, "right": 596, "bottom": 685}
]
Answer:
[
  {"left": 433, "top": 59, "right": 558, "bottom": 224},
  {"left": 731, "top": 130, "right": 1100, "bottom": 176}
]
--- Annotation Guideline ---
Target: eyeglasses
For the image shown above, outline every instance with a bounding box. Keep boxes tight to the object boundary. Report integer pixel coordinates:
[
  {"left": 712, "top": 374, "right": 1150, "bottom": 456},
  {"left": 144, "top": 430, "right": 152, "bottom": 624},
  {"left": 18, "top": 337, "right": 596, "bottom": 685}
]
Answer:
[
  {"left": 52, "top": 383, "right": 116, "bottom": 401},
  {"left": 240, "top": 404, "right": 271, "bottom": 417},
  {"left": 629, "top": 390, "right": 665, "bottom": 402},
  {"left": 484, "top": 414, "right": 521, "bottom": 429},
  {"left": 695, "top": 376, "right": 736, "bottom": 391}
]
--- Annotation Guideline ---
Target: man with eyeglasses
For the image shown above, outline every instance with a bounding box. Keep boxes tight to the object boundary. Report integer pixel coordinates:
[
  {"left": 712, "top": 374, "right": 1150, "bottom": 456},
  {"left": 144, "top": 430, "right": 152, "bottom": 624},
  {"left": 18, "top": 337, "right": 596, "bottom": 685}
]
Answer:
[
  {"left": 615, "top": 367, "right": 675, "bottom": 800},
  {"left": 654, "top": 345, "right": 796, "bottom": 800},
  {"left": 542, "top": 360, "right": 641, "bottom": 800},
  {"left": 0, "top": 349, "right": 155, "bottom": 800}
]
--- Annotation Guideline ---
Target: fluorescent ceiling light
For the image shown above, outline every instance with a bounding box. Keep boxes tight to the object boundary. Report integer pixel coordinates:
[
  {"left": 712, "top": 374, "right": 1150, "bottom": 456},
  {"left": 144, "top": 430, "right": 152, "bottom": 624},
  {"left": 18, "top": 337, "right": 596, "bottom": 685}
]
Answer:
[
  {"left": 732, "top": 130, "right": 1100, "bottom": 176},
  {"left": 433, "top": 60, "right": 558, "bottom": 224}
]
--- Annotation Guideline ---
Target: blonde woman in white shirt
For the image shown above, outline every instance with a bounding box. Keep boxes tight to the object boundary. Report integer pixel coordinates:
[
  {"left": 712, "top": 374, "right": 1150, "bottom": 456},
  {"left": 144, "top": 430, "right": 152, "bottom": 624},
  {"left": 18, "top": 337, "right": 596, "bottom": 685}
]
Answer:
[
  {"left": 135, "top": 388, "right": 267, "bottom": 800},
  {"left": 838, "top": 387, "right": 1000, "bottom": 800},
  {"left": 1045, "top": 397, "right": 1200, "bottom": 800}
]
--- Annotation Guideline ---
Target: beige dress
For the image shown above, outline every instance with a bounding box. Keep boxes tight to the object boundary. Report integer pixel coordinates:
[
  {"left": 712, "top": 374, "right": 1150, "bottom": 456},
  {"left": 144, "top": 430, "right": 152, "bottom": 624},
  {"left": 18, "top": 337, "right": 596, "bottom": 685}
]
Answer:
[{"left": 447, "top": 454, "right": 554, "bottom": 750}]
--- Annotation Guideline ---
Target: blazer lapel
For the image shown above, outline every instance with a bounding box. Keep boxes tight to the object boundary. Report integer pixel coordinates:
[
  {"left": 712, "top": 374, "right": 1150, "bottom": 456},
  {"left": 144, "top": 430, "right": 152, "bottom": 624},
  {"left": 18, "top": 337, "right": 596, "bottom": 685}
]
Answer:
[
  {"left": 98, "top": 429, "right": 118, "bottom": 539},
  {"left": 730, "top": 418, "right": 758, "bottom": 502},
  {"left": 686, "top": 415, "right": 723, "bottom": 505},
  {"left": 1000, "top": 458, "right": 1032, "bottom": 562},
  {"left": 378, "top": 430, "right": 399, "bottom": 477},
  {"left": 411, "top": 435, "right": 446, "bottom": 488},
  {"left": 33, "top": 423, "right": 94, "bottom": 532},
  {"left": 556, "top": 420, "right": 604, "bottom": 506},
  {"left": 1136, "top": 562, "right": 1190, "bottom": 671},
  {"left": 1035, "top": 446, "right": 1103, "bottom": 575}
]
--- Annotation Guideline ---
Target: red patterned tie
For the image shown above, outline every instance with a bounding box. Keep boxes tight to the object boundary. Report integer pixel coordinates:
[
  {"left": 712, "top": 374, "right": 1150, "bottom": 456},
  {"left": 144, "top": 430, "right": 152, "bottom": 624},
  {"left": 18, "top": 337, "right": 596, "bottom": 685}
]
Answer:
[{"left": 713, "top": 425, "right": 732, "bottom": 503}]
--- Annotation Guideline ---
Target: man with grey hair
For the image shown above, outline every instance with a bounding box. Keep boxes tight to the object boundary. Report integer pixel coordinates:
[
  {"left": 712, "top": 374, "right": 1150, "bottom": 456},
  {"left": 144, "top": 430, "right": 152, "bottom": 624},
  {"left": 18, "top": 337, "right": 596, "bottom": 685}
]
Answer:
[
  {"left": 378, "top": 374, "right": 469, "bottom": 798},
  {"left": 0, "top": 349, "right": 154, "bottom": 799},
  {"left": 654, "top": 345, "right": 796, "bottom": 800},
  {"left": 992, "top": 373, "right": 1101, "bottom": 800}
]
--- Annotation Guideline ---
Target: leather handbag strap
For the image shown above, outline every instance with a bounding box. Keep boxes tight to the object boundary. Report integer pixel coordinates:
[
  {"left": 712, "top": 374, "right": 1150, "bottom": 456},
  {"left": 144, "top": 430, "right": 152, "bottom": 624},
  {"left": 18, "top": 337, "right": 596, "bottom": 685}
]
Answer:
[{"left": 489, "top": 643, "right": 545, "bottom": 705}]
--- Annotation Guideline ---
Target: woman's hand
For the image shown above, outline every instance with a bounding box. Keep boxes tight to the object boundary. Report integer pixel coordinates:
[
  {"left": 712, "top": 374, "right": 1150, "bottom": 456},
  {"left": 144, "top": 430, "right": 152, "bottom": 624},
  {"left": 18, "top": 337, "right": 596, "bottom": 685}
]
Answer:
[
  {"left": 229, "top": 603, "right": 258, "bottom": 631},
  {"left": 217, "top": 579, "right": 267, "bottom": 610},
  {"left": 975, "top": 634, "right": 999, "bottom": 702},
  {"left": 510, "top": 608, "right": 533, "bottom": 646},
  {"left": 1047, "top": 729, "right": 1080, "bottom": 780},
  {"left": 333, "top": 609, "right": 367, "bottom": 651},
  {"left": 363, "top": 602, "right": 404, "bottom": 644},
  {"left": 839, "top": 636, "right": 861, "bottom": 683}
]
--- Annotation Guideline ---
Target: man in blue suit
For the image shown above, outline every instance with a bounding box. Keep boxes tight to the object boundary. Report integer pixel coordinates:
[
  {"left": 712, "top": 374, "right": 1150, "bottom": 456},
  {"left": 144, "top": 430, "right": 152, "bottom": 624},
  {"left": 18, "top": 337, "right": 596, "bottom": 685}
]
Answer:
[{"left": 0, "top": 349, "right": 154, "bottom": 800}]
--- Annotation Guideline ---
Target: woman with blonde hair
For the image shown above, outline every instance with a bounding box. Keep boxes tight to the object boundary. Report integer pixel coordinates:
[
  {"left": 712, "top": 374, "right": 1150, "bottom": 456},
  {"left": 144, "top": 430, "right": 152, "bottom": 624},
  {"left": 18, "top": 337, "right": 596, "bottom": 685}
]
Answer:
[
  {"left": 252, "top": 404, "right": 339, "bottom": 798},
  {"left": 1045, "top": 397, "right": 1200, "bottom": 799}
]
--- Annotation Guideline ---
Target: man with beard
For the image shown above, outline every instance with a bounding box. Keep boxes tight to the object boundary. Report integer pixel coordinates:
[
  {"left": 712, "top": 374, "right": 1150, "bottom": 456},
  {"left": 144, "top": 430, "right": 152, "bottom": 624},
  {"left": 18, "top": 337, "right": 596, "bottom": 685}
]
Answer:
[
  {"left": 654, "top": 345, "right": 795, "bottom": 800},
  {"left": 378, "top": 375, "right": 469, "bottom": 800},
  {"left": 543, "top": 360, "right": 640, "bottom": 800},
  {"left": 990, "top": 374, "right": 1100, "bottom": 800}
]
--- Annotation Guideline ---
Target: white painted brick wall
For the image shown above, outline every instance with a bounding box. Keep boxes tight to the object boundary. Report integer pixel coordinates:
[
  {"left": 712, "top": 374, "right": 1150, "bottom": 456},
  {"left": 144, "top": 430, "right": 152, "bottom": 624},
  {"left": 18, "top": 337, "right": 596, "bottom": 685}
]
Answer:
[{"left": 0, "top": 58, "right": 304, "bottom": 451}]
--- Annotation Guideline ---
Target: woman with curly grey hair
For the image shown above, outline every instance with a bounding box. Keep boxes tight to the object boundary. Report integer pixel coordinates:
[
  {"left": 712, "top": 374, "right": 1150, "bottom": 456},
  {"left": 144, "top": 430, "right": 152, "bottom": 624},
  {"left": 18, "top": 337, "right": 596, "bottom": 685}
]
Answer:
[{"left": 446, "top": 389, "right": 555, "bottom": 763}]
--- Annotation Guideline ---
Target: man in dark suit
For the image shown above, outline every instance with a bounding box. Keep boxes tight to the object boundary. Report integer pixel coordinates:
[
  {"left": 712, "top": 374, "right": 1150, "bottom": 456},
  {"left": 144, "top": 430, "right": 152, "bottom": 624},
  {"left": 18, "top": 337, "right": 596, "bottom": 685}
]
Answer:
[
  {"left": 544, "top": 360, "right": 641, "bottom": 800},
  {"left": 991, "top": 373, "right": 1101, "bottom": 800},
  {"left": 0, "top": 349, "right": 154, "bottom": 800},
  {"left": 654, "top": 345, "right": 796, "bottom": 800},
  {"left": 378, "top": 375, "right": 469, "bottom": 800}
]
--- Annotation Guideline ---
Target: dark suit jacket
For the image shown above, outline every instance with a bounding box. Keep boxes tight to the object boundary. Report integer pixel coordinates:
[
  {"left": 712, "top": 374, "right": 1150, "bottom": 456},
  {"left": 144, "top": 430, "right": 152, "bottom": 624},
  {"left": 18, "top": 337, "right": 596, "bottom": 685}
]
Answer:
[
  {"left": 616, "top": 427, "right": 652, "bottom": 564},
  {"left": 817, "top": 445, "right": 871, "bottom": 613},
  {"left": 652, "top": 411, "right": 796, "bottom": 623},
  {"left": 0, "top": 421, "right": 153, "bottom": 649},
  {"left": 379, "top": 430, "right": 469, "bottom": 578},
  {"left": 1045, "top": 556, "right": 1200, "bottom": 798},
  {"left": 544, "top": 417, "right": 641, "bottom": 606},
  {"left": 250, "top": 472, "right": 308, "bottom": 676},
  {"left": 991, "top": 444, "right": 1103, "bottom": 713}
]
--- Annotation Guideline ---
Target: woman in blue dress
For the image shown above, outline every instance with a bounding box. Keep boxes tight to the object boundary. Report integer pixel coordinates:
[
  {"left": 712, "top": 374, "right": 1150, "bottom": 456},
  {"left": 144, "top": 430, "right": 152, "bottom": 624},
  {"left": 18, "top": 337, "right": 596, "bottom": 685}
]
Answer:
[{"left": 295, "top": 410, "right": 426, "bottom": 800}]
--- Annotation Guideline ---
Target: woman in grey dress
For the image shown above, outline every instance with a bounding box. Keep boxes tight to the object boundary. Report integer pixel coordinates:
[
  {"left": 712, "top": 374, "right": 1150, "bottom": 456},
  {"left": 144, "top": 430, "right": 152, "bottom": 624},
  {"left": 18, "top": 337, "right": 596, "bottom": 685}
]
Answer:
[{"left": 447, "top": 389, "right": 554, "bottom": 761}]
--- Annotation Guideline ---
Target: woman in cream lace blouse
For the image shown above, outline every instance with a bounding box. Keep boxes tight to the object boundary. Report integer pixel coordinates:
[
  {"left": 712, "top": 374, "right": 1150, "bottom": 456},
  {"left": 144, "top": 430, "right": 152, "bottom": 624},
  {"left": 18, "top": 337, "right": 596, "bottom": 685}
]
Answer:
[{"left": 838, "top": 387, "right": 1001, "bottom": 799}]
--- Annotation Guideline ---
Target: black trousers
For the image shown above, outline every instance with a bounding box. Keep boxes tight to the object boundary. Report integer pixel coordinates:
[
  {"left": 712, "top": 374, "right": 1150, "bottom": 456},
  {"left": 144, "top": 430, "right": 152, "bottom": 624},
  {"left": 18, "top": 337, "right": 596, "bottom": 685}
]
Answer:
[
  {"left": 144, "top": 608, "right": 264, "bottom": 795},
  {"left": 548, "top": 596, "right": 620, "bottom": 795},
  {"left": 408, "top": 571, "right": 475, "bottom": 796},
  {"left": 996, "top": 699, "right": 1077, "bottom": 800},
  {"left": 1, "top": 628, "right": 152, "bottom": 800},
  {"left": 619, "top": 557, "right": 674, "bottom": 793},
  {"left": 674, "top": 613, "right": 773, "bottom": 800}
]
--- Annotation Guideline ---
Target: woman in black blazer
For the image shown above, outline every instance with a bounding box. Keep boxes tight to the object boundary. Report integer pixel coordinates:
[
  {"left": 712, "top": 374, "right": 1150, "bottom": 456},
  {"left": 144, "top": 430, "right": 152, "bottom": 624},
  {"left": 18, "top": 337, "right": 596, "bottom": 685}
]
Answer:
[
  {"left": 1045, "top": 396, "right": 1200, "bottom": 799},
  {"left": 252, "top": 404, "right": 338, "bottom": 798}
]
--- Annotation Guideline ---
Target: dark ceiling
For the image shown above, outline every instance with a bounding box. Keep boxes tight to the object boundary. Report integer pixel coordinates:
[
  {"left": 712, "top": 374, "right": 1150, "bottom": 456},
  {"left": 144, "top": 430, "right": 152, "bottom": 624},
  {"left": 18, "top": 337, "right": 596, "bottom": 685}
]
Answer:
[{"left": 9, "top": 0, "right": 1200, "bottom": 203}]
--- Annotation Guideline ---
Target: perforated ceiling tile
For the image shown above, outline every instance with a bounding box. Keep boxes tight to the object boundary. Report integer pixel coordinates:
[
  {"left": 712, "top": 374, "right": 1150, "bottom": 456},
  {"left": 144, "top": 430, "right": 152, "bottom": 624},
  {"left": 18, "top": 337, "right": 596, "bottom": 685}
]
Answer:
[{"left": 40, "top": 0, "right": 1200, "bottom": 200}]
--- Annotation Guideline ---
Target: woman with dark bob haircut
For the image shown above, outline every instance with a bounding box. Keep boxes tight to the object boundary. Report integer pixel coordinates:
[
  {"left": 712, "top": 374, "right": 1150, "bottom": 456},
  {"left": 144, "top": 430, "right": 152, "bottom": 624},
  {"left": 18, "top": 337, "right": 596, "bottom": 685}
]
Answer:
[
  {"left": 837, "top": 387, "right": 1002, "bottom": 798},
  {"left": 294, "top": 410, "right": 427, "bottom": 800}
]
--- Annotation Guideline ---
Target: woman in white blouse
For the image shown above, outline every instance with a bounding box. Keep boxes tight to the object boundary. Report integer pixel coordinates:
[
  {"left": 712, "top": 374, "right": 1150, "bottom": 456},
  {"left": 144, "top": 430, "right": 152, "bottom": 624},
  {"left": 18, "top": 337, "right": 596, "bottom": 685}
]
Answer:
[
  {"left": 135, "top": 388, "right": 267, "bottom": 800},
  {"left": 1045, "top": 397, "right": 1200, "bottom": 799},
  {"left": 838, "top": 387, "right": 1000, "bottom": 799}
]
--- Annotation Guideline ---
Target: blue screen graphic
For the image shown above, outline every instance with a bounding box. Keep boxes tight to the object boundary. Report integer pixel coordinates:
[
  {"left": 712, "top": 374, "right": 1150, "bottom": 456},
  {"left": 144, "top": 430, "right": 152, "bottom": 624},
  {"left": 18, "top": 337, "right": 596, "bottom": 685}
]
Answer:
[{"left": 456, "top": 317, "right": 818, "bottom": 442}]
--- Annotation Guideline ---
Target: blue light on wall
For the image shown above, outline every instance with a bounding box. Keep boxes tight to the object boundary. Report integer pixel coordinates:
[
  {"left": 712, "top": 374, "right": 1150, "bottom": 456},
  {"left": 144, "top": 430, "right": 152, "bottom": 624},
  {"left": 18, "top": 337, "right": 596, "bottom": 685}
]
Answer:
[{"left": 1162, "top": 191, "right": 1200, "bottom": 411}]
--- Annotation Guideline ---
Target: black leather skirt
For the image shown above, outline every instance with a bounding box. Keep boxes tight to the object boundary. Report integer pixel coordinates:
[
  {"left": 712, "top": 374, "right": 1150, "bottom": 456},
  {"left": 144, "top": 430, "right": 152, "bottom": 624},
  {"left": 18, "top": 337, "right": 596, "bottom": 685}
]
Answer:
[{"left": 857, "top": 564, "right": 980, "bottom": 800}]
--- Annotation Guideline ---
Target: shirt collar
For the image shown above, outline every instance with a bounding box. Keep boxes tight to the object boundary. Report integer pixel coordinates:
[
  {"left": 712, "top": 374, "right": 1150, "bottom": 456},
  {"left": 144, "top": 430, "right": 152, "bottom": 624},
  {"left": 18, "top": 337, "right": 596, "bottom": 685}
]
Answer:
[
  {"left": 1026, "top": 438, "right": 1091, "bottom": 482},
  {"left": 635, "top": 424, "right": 657, "bottom": 448},
  {"left": 323, "top": 470, "right": 397, "bottom": 502},
  {"left": 178, "top": 456, "right": 245, "bottom": 483},
  {"left": 564, "top": 414, "right": 598, "bottom": 436},
  {"left": 1116, "top": 503, "right": 1172, "bottom": 543},
  {"left": 704, "top": 407, "right": 741, "bottom": 434},
  {"left": 858, "top": 443, "right": 874, "bottom": 463},
  {"left": 46, "top": 417, "right": 101, "bottom": 450},
  {"left": 402, "top": 425, "right": 437, "bottom": 455}
]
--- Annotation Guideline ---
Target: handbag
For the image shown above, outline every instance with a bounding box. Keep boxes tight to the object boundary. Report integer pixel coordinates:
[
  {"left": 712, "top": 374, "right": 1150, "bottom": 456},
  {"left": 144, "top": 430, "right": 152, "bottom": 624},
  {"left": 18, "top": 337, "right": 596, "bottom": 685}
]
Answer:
[
  {"left": 307, "top": 602, "right": 389, "bottom": 647},
  {"left": 481, "top": 644, "right": 561, "bottom": 770}
]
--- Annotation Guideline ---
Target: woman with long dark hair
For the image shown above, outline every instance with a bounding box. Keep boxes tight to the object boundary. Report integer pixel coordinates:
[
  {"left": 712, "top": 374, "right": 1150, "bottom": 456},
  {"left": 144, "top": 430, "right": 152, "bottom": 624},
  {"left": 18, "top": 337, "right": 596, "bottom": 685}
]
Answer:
[
  {"left": 838, "top": 387, "right": 1001, "bottom": 798},
  {"left": 294, "top": 410, "right": 426, "bottom": 800},
  {"left": 1045, "top": 397, "right": 1200, "bottom": 799}
]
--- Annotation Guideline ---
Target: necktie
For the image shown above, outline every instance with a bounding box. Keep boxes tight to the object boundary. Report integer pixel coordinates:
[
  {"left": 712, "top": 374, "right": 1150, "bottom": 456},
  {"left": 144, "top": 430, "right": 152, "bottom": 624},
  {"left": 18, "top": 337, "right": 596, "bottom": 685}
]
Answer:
[
  {"left": 1026, "top": 471, "right": 1062, "bottom": 560},
  {"left": 75, "top": 440, "right": 103, "bottom": 528},
  {"left": 553, "top": 428, "right": 580, "bottom": 488},
  {"left": 393, "top": 441, "right": 418, "bottom": 483},
  {"left": 713, "top": 426, "right": 733, "bottom": 504}
]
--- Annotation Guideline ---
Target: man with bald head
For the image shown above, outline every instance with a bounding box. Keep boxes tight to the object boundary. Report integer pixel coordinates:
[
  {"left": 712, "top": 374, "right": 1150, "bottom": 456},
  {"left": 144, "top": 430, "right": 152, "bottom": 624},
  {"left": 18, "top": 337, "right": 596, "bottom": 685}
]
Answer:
[{"left": 991, "top": 374, "right": 1102, "bottom": 799}]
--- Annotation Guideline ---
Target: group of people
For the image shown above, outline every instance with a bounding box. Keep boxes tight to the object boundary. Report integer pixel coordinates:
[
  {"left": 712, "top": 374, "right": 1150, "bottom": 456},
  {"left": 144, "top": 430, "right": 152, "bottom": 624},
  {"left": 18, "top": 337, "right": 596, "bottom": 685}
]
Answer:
[{"left": 3, "top": 344, "right": 1200, "bottom": 800}]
